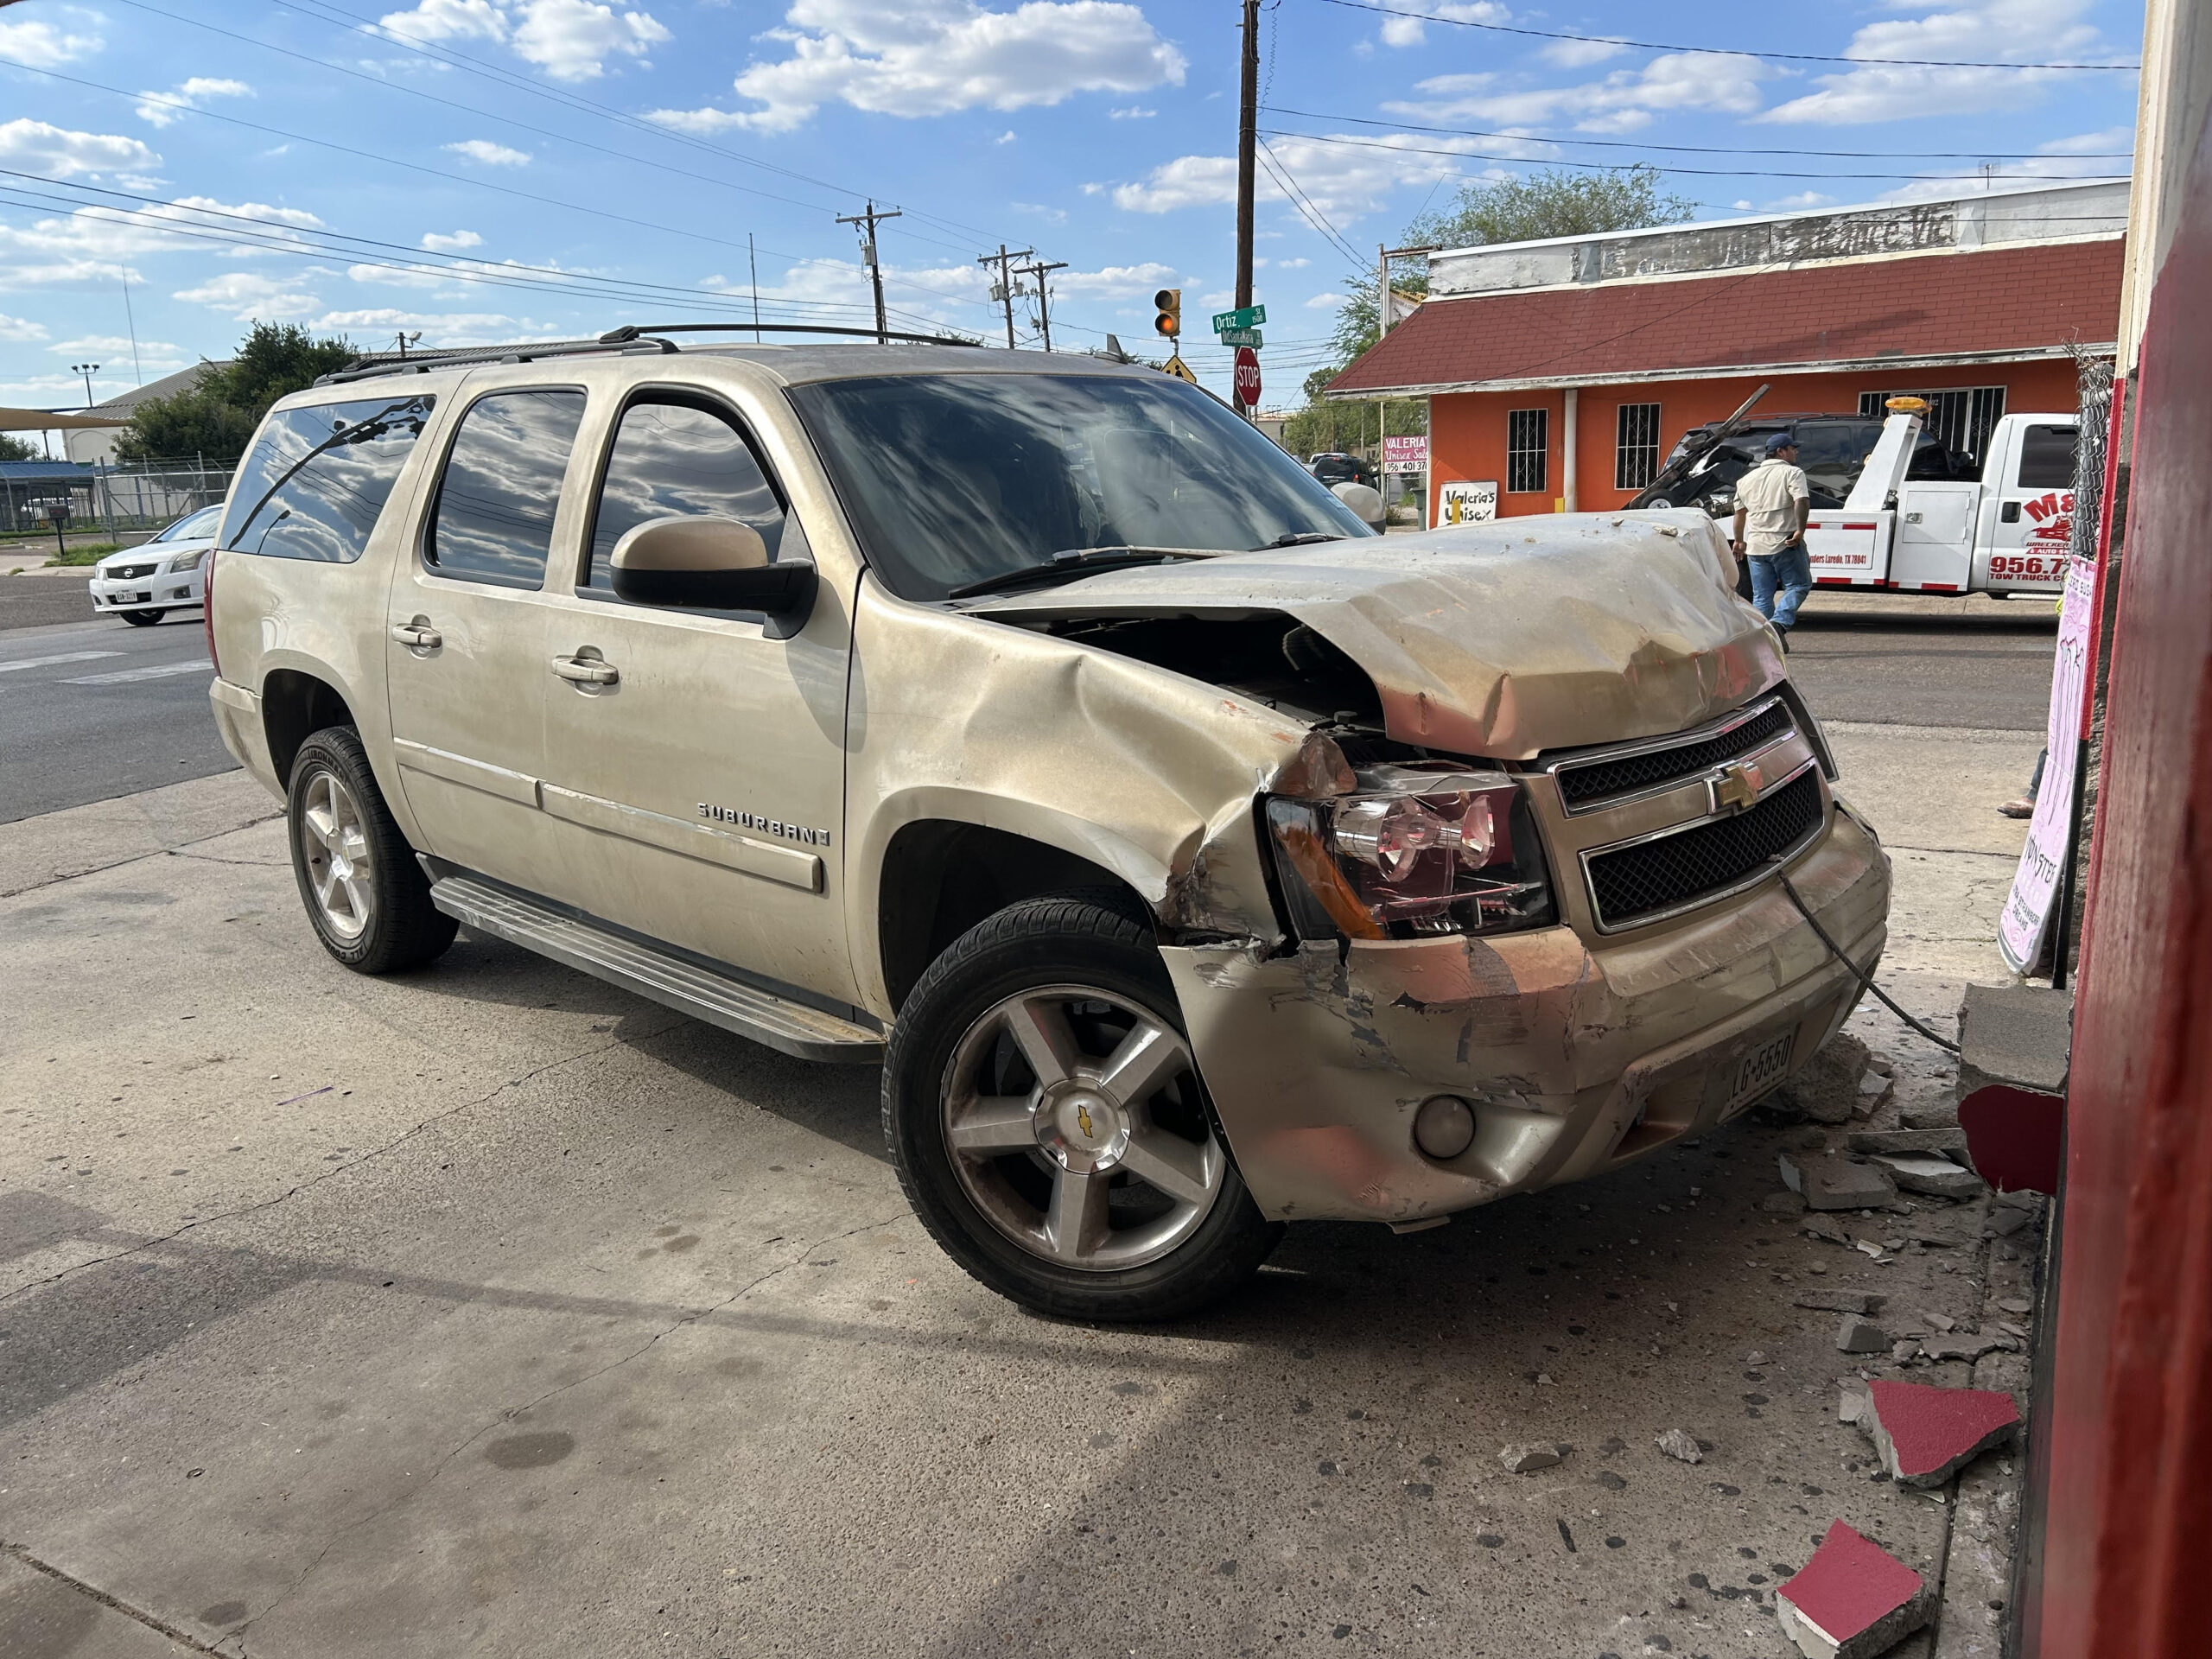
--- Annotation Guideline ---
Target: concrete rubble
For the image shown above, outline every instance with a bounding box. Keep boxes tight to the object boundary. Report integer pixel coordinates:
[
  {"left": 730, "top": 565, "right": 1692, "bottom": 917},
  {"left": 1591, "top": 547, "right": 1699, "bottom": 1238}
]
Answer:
[
  {"left": 1652, "top": 1428, "right": 1702, "bottom": 1465},
  {"left": 1872, "top": 1154, "right": 1987, "bottom": 1199},
  {"left": 1836, "top": 1314, "right": 1891, "bottom": 1352},
  {"left": 1855, "top": 1070, "right": 1894, "bottom": 1117},
  {"left": 1498, "top": 1441, "right": 1568, "bottom": 1473},
  {"left": 1776, "top": 1521, "right": 1936, "bottom": 1659},
  {"left": 1797, "top": 1289, "right": 1887, "bottom": 1314},
  {"left": 1850, "top": 1128, "right": 1969, "bottom": 1156},
  {"left": 1779, "top": 1149, "right": 1901, "bottom": 1211},
  {"left": 1845, "top": 1379, "right": 2022, "bottom": 1488}
]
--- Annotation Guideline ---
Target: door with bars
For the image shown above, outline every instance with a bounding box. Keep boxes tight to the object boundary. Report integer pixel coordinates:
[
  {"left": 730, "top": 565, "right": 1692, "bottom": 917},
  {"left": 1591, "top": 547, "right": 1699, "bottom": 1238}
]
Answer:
[{"left": 1858, "top": 387, "right": 2007, "bottom": 466}]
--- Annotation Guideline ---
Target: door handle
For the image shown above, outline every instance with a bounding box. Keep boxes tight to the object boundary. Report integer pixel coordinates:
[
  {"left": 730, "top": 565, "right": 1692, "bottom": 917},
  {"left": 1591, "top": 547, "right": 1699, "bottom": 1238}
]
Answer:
[
  {"left": 390, "top": 620, "right": 442, "bottom": 650},
  {"left": 551, "top": 654, "right": 620, "bottom": 686}
]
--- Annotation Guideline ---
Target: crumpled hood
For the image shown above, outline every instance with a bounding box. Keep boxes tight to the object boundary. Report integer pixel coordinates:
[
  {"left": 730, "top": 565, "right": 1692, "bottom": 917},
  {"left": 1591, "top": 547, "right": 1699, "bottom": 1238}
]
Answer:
[{"left": 966, "top": 511, "right": 1783, "bottom": 760}]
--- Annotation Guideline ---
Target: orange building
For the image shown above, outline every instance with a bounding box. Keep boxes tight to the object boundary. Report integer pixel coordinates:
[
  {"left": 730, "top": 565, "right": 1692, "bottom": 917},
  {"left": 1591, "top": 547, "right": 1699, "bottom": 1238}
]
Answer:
[{"left": 1326, "top": 182, "right": 2126, "bottom": 522}]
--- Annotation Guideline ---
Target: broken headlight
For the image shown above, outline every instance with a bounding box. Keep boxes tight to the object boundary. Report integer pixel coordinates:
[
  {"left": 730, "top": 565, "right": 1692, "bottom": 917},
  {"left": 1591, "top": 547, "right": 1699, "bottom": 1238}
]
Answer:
[{"left": 1264, "top": 766, "right": 1555, "bottom": 941}]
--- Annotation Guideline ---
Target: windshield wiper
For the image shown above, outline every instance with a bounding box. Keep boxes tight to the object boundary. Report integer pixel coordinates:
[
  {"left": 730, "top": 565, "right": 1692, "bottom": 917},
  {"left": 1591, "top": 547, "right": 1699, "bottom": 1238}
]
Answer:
[
  {"left": 945, "top": 546, "right": 1218, "bottom": 600},
  {"left": 1259, "top": 531, "right": 1344, "bottom": 549}
]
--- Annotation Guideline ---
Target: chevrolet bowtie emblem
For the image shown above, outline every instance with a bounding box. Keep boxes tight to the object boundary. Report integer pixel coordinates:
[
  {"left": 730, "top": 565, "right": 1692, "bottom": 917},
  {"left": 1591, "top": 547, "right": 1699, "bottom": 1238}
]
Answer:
[
  {"left": 1077, "top": 1104, "right": 1096, "bottom": 1139},
  {"left": 1712, "top": 760, "right": 1764, "bottom": 812}
]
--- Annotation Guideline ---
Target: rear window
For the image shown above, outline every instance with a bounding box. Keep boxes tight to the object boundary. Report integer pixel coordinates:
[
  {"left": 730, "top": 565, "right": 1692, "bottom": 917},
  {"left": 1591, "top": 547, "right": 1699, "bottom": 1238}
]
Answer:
[
  {"left": 221, "top": 395, "right": 434, "bottom": 563},
  {"left": 2017, "top": 424, "right": 2078, "bottom": 490}
]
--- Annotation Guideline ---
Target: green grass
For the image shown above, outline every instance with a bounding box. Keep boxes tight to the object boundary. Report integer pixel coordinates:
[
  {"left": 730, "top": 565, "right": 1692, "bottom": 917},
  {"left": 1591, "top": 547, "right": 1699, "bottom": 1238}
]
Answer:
[{"left": 40, "top": 543, "right": 124, "bottom": 566}]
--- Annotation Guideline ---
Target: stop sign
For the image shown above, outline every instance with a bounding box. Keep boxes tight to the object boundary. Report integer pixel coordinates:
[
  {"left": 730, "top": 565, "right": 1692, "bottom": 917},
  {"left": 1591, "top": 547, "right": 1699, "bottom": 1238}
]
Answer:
[{"left": 1232, "top": 346, "right": 1261, "bottom": 407}]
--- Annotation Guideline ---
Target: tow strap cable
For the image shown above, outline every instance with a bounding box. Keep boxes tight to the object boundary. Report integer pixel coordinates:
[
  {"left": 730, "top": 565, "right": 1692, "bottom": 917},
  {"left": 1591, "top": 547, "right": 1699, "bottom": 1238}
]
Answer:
[{"left": 1777, "top": 871, "right": 1962, "bottom": 1056}]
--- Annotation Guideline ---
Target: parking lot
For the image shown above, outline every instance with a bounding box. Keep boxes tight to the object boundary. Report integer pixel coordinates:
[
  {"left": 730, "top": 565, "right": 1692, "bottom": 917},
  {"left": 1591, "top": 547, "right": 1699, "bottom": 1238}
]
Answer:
[{"left": 1, "top": 601, "right": 2050, "bottom": 1657}]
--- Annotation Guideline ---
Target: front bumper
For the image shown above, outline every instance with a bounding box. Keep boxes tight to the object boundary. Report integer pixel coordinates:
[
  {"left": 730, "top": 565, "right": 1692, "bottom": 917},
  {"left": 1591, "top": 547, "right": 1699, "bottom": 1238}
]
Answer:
[
  {"left": 90, "top": 568, "right": 202, "bottom": 609},
  {"left": 1163, "top": 806, "right": 1890, "bottom": 1223}
]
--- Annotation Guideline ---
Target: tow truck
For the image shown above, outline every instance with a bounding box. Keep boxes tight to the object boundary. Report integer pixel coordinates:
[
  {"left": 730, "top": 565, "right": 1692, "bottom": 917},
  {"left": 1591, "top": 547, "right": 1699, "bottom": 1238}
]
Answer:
[{"left": 1801, "top": 397, "right": 2079, "bottom": 596}]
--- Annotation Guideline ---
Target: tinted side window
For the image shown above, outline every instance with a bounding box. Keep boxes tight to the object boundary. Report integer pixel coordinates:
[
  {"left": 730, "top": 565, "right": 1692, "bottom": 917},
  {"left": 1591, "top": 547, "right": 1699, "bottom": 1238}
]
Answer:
[
  {"left": 2017, "top": 425, "right": 2078, "bottom": 490},
  {"left": 424, "top": 390, "right": 587, "bottom": 589},
  {"left": 220, "top": 394, "right": 434, "bottom": 563},
  {"left": 584, "top": 399, "right": 784, "bottom": 592}
]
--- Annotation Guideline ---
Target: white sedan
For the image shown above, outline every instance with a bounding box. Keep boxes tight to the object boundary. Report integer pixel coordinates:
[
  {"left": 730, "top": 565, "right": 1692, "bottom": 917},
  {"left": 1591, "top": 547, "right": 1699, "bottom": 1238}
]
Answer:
[{"left": 89, "top": 505, "right": 221, "bottom": 626}]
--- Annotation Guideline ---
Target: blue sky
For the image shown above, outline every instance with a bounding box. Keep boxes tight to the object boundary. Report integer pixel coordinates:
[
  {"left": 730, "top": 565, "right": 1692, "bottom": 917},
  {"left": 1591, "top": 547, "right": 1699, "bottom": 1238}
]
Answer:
[{"left": 0, "top": 0, "right": 2144, "bottom": 416}]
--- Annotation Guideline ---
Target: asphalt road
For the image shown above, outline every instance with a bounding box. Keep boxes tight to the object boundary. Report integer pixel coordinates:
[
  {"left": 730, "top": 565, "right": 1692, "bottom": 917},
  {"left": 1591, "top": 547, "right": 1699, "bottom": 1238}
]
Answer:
[
  {"left": 0, "top": 610, "right": 232, "bottom": 824},
  {"left": 1780, "top": 591, "right": 2060, "bottom": 733}
]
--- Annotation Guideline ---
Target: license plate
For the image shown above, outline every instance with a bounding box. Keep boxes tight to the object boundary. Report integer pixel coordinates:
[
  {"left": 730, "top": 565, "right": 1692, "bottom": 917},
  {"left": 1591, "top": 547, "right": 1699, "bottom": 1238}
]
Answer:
[{"left": 1729, "top": 1032, "right": 1795, "bottom": 1109}]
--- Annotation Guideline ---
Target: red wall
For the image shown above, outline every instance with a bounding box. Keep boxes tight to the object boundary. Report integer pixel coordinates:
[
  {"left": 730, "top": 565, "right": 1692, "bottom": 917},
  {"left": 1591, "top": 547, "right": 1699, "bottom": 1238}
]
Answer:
[
  {"left": 1427, "top": 360, "right": 2083, "bottom": 520},
  {"left": 2028, "top": 139, "right": 2212, "bottom": 1658}
]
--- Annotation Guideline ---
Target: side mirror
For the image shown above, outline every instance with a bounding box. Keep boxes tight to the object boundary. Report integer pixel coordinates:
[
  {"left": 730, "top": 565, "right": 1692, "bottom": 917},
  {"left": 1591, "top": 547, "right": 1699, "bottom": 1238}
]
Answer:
[{"left": 609, "top": 515, "right": 817, "bottom": 618}]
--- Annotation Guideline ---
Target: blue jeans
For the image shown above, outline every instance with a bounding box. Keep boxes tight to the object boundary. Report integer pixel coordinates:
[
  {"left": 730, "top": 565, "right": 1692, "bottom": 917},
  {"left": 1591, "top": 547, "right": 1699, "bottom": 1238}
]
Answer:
[{"left": 1749, "top": 540, "right": 1812, "bottom": 629}]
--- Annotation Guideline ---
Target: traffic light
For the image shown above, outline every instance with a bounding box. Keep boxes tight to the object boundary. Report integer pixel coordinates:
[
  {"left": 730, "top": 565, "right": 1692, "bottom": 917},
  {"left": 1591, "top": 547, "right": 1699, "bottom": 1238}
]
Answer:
[{"left": 1154, "top": 288, "right": 1180, "bottom": 339}]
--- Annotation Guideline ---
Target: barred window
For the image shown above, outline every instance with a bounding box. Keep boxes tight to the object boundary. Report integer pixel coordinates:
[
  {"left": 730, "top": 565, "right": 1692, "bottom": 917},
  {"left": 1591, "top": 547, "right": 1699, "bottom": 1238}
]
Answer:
[
  {"left": 1506, "top": 408, "right": 1548, "bottom": 494},
  {"left": 1858, "top": 386, "right": 2007, "bottom": 463},
  {"left": 1614, "top": 402, "right": 1661, "bottom": 491}
]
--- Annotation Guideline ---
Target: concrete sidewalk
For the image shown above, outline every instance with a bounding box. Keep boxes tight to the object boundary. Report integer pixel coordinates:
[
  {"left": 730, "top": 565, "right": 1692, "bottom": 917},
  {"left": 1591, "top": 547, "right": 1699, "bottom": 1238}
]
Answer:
[{"left": 0, "top": 727, "right": 2039, "bottom": 1659}]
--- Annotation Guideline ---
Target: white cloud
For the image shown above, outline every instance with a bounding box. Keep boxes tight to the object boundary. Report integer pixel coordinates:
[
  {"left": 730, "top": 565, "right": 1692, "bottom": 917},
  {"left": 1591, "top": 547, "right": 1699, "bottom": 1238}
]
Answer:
[
  {"left": 1275, "top": 256, "right": 1310, "bottom": 269},
  {"left": 310, "top": 307, "right": 534, "bottom": 345},
  {"left": 377, "top": 0, "right": 669, "bottom": 81},
  {"left": 995, "top": 129, "right": 1016, "bottom": 143},
  {"left": 1011, "top": 200, "right": 1066, "bottom": 222},
  {"left": 0, "top": 119, "right": 162, "bottom": 181},
  {"left": 0, "top": 10, "right": 105, "bottom": 67},
  {"left": 1379, "top": 1, "right": 1506, "bottom": 48},
  {"left": 1539, "top": 37, "right": 1627, "bottom": 67},
  {"left": 0, "top": 314, "right": 50, "bottom": 343},
  {"left": 1305, "top": 291, "right": 1344, "bottom": 308},
  {"left": 1052, "top": 260, "right": 1176, "bottom": 296},
  {"left": 648, "top": 0, "right": 1186, "bottom": 135},
  {"left": 421, "top": 228, "right": 485, "bottom": 251},
  {"left": 1395, "top": 50, "right": 1768, "bottom": 133},
  {"left": 135, "top": 78, "right": 253, "bottom": 128},
  {"left": 0, "top": 196, "right": 321, "bottom": 296},
  {"left": 1758, "top": 0, "right": 2110, "bottom": 125},
  {"left": 444, "top": 138, "right": 531, "bottom": 165},
  {"left": 1766, "top": 191, "right": 1837, "bottom": 210},
  {"left": 1878, "top": 128, "right": 2134, "bottom": 201},
  {"left": 175, "top": 270, "right": 326, "bottom": 319},
  {"left": 1109, "top": 105, "right": 1154, "bottom": 118},
  {"left": 1109, "top": 131, "right": 1497, "bottom": 219}
]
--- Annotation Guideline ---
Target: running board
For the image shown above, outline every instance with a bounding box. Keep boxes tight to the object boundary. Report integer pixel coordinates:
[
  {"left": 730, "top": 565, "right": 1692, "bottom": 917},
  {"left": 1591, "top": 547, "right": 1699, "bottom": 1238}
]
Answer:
[{"left": 428, "top": 874, "right": 884, "bottom": 1064}]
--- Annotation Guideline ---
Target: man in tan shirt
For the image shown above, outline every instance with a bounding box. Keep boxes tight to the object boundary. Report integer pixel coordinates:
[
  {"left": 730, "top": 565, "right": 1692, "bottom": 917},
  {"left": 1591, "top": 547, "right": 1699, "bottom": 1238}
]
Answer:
[{"left": 1730, "top": 432, "right": 1813, "bottom": 644}]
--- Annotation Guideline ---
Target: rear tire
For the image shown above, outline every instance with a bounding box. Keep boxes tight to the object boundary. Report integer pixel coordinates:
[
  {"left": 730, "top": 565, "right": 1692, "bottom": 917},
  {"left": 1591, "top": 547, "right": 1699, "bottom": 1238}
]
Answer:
[
  {"left": 286, "top": 726, "right": 457, "bottom": 974},
  {"left": 120, "top": 608, "right": 164, "bottom": 626},
  {"left": 884, "top": 893, "right": 1281, "bottom": 1321}
]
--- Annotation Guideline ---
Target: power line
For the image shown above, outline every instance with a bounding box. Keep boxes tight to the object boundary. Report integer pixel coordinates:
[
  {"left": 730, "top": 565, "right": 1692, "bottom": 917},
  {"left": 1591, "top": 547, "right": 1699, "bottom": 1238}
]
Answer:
[
  {"left": 1255, "top": 137, "right": 1364, "bottom": 267},
  {"left": 1261, "top": 105, "right": 2135, "bottom": 161},
  {"left": 1314, "top": 0, "right": 2141, "bottom": 70},
  {"left": 1258, "top": 128, "right": 2134, "bottom": 183}
]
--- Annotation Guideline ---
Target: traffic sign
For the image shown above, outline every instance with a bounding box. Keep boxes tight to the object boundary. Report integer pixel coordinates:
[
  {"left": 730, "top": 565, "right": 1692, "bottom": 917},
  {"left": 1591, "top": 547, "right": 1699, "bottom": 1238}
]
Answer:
[
  {"left": 1161, "top": 353, "right": 1198, "bottom": 384},
  {"left": 1217, "top": 327, "right": 1262, "bottom": 348},
  {"left": 1232, "top": 346, "right": 1261, "bottom": 407},
  {"left": 1211, "top": 304, "right": 1266, "bottom": 334}
]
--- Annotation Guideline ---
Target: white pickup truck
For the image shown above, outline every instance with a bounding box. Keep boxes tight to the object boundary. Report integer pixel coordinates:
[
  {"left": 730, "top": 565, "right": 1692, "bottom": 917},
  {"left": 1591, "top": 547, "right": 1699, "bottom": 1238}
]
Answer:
[{"left": 1801, "top": 399, "right": 2079, "bottom": 597}]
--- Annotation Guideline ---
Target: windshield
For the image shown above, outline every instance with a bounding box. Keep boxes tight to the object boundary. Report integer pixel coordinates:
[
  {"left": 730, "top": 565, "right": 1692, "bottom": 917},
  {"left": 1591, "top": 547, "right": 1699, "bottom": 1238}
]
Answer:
[
  {"left": 789, "top": 372, "right": 1373, "bottom": 601},
  {"left": 155, "top": 505, "right": 223, "bottom": 543}
]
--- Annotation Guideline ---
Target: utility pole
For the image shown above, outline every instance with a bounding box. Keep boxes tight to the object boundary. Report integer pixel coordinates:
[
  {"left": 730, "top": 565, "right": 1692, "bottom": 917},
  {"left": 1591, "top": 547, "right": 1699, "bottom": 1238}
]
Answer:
[
  {"left": 71, "top": 362, "right": 99, "bottom": 406},
  {"left": 392, "top": 331, "right": 421, "bottom": 360},
  {"left": 1236, "top": 0, "right": 1259, "bottom": 311},
  {"left": 749, "top": 233, "right": 760, "bottom": 342},
  {"left": 979, "top": 245, "right": 1034, "bottom": 349},
  {"left": 1016, "top": 256, "right": 1068, "bottom": 352},
  {"left": 836, "top": 200, "right": 902, "bottom": 343}
]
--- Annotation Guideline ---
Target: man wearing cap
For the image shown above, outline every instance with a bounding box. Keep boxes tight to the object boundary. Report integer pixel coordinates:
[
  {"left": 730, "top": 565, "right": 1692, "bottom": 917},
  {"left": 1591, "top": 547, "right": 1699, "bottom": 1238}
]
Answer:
[{"left": 1731, "top": 432, "right": 1813, "bottom": 645}]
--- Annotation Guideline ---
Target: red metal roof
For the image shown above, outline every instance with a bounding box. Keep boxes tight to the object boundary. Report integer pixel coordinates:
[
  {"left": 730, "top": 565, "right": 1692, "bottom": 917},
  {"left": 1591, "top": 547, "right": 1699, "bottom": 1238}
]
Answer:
[{"left": 1327, "top": 238, "right": 2124, "bottom": 396}]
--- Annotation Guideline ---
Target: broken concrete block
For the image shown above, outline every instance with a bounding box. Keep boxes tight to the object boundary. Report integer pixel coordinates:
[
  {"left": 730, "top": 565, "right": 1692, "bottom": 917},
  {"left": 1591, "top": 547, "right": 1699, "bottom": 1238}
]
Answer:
[
  {"left": 1803, "top": 1217, "right": 1852, "bottom": 1245},
  {"left": 1499, "top": 1442, "right": 1568, "bottom": 1473},
  {"left": 1851, "top": 1379, "right": 2020, "bottom": 1487},
  {"left": 1796, "top": 1289, "right": 1886, "bottom": 1315},
  {"left": 1872, "top": 1154, "right": 1986, "bottom": 1199},
  {"left": 1996, "top": 1296, "right": 2033, "bottom": 1316},
  {"left": 1984, "top": 1206, "right": 2035, "bottom": 1239},
  {"left": 1848, "top": 1128, "right": 1967, "bottom": 1156},
  {"left": 1759, "top": 1190, "right": 1809, "bottom": 1215},
  {"left": 1776, "top": 1520, "right": 1935, "bottom": 1659},
  {"left": 1835, "top": 1315, "right": 1890, "bottom": 1353},
  {"left": 1891, "top": 1339, "right": 1921, "bottom": 1363},
  {"left": 1787, "top": 1031, "right": 1874, "bottom": 1124},
  {"left": 1654, "top": 1428, "right": 1702, "bottom": 1464},
  {"left": 1853, "top": 1071, "right": 1893, "bottom": 1118},
  {"left": 1898, "top": 1105, "right": 1959, "bottom": 1132},
  {"left": 1923, "top": 1333, "right": 2008, "bottom": 1363},
  {"left": 1867, "top": 1053, "right": 1895, "bottom": 1078},
  {"left": 1837, "top": 1377, "right": 1871, "bottom": 1425},
  {"left": 1779, "top": 1151, "right": 1898, "bottom": 1211}
]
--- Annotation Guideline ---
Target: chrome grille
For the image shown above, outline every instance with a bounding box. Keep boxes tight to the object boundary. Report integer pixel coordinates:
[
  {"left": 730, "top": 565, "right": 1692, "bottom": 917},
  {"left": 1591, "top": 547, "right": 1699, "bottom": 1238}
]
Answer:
[
  {"left": 1553, "top": 698, "right": 1793, "bottom": 810},
  {"left": 112, "top": 563, "right": 157, "bottom": 580},
  {"left": 1584, "top": 769, "right": 1824, "bottom": 931}
]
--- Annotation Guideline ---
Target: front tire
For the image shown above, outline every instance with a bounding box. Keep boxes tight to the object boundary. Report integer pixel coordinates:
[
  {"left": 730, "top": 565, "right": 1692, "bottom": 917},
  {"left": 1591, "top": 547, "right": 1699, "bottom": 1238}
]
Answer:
[
  {"left": 286, "top": 726, "right": 457, "bottom": 974},
  {"left": 884, "top": 893, "right": 1281, "bottom": 1321},
  {"left": 119, "top": 608, "right": 165, "bottom": 626}
]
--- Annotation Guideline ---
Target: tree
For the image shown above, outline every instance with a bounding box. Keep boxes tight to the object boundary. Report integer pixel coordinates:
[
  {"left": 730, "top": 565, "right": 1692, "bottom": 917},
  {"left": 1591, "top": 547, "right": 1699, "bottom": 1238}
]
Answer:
[
  {"left": 1285, "top": 167, "right": 1697, "bottom": 451},
  {"left": 116, "top": 321, "right": 356, "bottom": 465},
  {"left": 0, "top": 433, "right": 40, "bottom": 461}
]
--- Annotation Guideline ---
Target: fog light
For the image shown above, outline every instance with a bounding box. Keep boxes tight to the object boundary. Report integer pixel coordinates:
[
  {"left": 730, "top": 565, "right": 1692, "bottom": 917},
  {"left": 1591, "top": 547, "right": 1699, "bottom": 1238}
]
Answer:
[{"left": 1414, "top": 1095, "right": 1476, "bottom": 1160}]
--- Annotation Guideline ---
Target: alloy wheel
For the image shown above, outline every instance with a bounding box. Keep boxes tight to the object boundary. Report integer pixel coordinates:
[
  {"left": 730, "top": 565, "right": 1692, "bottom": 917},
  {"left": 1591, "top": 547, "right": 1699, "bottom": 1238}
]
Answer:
[{"left": 300, "top": 769, "right": 375, "bottom": 941}]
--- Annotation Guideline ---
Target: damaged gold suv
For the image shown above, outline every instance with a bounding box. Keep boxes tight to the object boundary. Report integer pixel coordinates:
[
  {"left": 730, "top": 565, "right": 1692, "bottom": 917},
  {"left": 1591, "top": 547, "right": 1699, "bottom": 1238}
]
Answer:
[{"left": 205, "top": 339, "right": 1890, "bottom": 1320}]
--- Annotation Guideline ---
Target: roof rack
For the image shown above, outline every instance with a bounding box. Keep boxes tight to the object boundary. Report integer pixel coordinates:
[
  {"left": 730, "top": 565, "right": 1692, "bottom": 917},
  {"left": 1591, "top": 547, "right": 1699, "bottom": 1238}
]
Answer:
[
  {"left": 598, "top": 323, "right": 982, "bottom": 347},
  {"left": 314, "top": 321, "right": 984, "bottom": 387}
]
